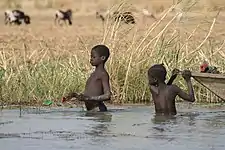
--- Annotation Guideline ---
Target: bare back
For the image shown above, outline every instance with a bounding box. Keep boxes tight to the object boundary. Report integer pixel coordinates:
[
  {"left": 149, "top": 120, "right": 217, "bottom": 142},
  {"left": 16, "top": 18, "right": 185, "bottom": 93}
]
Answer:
[
  {"left": 148, "top": 67, "right": 195, "bottom": 116},
  {"left": 150, "top": 80, "right": 195, "bottom": 115},
  {"left": 150, "top": 84, "right": 178, "bottom": 115}
]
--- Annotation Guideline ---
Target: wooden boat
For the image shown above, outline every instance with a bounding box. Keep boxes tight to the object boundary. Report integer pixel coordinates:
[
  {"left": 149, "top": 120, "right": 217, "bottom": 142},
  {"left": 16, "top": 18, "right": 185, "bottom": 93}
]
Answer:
[{"left": 191, "top": 72, "right": 225, "bottom": 101}]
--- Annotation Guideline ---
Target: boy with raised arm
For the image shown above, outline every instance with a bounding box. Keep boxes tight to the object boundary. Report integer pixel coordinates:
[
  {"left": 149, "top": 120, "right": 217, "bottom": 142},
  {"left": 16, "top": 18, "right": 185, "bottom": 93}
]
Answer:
[
  {"left": 148, "top": 64, "right": 195, "bottom": 115},
  {"left": 63, "top": 45, "right": 112, "bottom": 112}
]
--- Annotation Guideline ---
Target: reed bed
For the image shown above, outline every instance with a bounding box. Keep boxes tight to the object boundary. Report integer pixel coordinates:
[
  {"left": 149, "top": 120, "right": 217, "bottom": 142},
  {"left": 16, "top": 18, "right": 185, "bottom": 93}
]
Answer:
[{"left": 0, "top": 1, "right": 225, "bottom": 107}]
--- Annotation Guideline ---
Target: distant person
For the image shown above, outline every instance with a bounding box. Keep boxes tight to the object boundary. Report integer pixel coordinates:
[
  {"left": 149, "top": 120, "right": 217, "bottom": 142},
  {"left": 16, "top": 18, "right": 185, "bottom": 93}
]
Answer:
[
  {"left": 200, "top": 61, "right": 220, "bottom": 74},
  {"left": 62, "top": 45, "right": 112, "bottom": 112},
  {"left": 148, "top": 64, "right": 195, "bottom": 115}
]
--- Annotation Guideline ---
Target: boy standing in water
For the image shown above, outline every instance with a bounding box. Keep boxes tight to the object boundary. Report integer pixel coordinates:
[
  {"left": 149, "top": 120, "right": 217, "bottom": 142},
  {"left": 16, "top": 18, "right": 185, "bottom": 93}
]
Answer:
[
  {"left": 63, "top": 45, "right": 111, "bottom": 112},
  {"left": 148, "top": 64, "right": 195, "bottom": 115}
]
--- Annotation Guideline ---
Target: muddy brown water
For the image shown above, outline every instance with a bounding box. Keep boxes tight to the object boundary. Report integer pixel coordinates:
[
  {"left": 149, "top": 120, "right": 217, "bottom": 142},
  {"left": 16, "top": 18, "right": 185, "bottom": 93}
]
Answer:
[{"left": 0, "top": 104, "right": 225, "bottom": 150}]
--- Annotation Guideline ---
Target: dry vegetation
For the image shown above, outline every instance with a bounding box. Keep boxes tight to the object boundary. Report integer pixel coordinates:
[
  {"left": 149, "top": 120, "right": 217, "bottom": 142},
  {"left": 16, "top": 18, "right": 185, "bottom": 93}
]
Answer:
[{"left": 0, "top": 0, "right": 225, "bottom": 107}]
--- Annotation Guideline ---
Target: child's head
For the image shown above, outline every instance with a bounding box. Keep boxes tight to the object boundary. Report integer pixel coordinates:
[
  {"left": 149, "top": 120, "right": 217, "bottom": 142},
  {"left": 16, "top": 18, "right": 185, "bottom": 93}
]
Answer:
[
  {"left": 90, "top": 45, "right": 110, "bottom": 66},
  {"left": 148, "top": 64, "right": 167, "bottom": 85}
]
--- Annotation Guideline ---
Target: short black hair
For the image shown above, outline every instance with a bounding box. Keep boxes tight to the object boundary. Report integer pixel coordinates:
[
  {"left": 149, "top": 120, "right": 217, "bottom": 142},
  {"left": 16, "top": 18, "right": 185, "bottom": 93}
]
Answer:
[
  {"left": 92, "top": 44, "right": 110, "bottom": 63},
  {"left": 148, "top": 64, "right": 167, "bottom": 82}
]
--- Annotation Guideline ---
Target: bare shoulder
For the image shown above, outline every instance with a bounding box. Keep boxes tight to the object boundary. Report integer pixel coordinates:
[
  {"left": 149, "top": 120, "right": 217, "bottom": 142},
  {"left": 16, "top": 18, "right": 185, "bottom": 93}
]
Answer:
[
  {"left": 99, "top": 69, "right": 110, "bottom": 79},
  {"left": 169, "top": 84, "right": 181, "bottom": 92}
]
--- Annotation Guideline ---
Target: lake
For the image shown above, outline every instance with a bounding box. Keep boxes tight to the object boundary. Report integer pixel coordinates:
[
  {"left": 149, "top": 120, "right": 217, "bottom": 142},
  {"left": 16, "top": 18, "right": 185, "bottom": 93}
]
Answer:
[{"left": 0, "top": 104, "right": 225, "bottom": 150}]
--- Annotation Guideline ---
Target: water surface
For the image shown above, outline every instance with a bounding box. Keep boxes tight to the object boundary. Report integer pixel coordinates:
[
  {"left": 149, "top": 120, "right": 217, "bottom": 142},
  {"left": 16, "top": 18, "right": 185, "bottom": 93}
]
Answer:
[{"left": 0, "top": 104, "right": 225, "bottom": 150}]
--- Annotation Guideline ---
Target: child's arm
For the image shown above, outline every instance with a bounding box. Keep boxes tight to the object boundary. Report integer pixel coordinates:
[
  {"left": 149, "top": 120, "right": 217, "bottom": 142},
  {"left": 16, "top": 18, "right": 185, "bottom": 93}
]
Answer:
[
  {"left": 81, "top": 73, "right": 111, "bottom": 102},
  {"left": 167, "top": 68, "right": 180, "bottom": 85},
  {"left": 174, "top": 70, "right": 195, "bottom": 102}
]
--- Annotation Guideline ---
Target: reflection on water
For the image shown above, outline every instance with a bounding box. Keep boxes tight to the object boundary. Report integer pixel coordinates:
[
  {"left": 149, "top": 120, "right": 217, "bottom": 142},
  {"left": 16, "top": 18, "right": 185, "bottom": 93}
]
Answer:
[
  {"left": 0, "top": 104, "right": 225, "bottom": 150},
  {"left": 83, "top": 112, "right": 112, "bottom": 146}
]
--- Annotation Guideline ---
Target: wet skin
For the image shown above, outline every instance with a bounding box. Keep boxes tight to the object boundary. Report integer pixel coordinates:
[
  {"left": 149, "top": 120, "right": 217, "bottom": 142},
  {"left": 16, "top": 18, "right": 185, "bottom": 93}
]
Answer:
[
  {"left": 149, "top": 69, "right": 195, "bottom": 115},
  {"left": 73, "top": 50, "right": 111, "bottom": 112}
]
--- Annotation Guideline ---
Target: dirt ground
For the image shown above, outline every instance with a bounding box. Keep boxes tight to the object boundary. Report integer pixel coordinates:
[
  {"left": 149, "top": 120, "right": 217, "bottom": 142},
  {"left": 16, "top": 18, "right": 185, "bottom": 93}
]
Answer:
[{"left": 0, "top": 0, "right": 225, "bottom": 38}]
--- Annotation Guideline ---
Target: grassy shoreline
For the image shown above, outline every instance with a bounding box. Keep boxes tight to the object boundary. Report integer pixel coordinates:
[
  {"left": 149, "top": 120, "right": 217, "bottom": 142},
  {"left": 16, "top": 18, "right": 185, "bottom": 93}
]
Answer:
[
  {"left": 0, "top": 1, "right": 225, "bottom": 105},
  {"left": 1, "top": 102, "right": 224, "bottom": 111}
]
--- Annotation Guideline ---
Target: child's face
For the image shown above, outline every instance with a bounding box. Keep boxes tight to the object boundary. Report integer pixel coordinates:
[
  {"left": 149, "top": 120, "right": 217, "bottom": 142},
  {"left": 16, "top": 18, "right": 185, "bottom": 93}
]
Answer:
[
  {"left": 148, "top": 74, "right": 157, "bottom": 86},
  {"left": 90, "top": 50, "right": 105, "bottom": 66}
]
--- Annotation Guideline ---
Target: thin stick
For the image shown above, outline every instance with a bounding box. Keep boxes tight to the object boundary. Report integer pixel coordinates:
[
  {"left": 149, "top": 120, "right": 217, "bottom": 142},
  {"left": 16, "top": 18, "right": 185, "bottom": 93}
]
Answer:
[
  {"left": 19, "top": 100, "right": 22, "bottom": 117},
  {"left": 136, "top": 5, "right": 176, "bottom": 51},
  {"left": 0, "top": 84, "right": 3, "bottom": 111},
  {"left": 178, "top": 11, "right": 219, "bottom": 63}
]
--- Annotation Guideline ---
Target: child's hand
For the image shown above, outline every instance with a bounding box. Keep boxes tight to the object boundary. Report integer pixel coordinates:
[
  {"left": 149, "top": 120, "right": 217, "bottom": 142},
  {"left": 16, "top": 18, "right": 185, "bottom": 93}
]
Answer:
[
  {"left": 62, "top": 97, "right": 67, "bottom": 103},
  {"left": 182, "top": 70, "right": 192, "bottom": 81},
  {"left": 62, "top": 92, "right": 80, "bottom": 103},
  {"left": 172, "top": 68, "right": 180, "bottom": 76},
  {"left": 76, "top": 94, "right": 89, "bottom": 101}
]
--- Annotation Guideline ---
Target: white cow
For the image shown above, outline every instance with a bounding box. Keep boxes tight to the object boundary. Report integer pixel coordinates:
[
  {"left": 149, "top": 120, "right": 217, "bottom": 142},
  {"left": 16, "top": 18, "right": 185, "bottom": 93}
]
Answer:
[{"left": 4, "top": 10, "right": 19, "bottom": 25}]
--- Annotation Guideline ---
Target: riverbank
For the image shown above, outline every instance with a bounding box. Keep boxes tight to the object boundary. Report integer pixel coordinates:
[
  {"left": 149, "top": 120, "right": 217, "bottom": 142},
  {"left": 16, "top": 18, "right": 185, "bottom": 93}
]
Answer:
[{"left": 0, "top": 1, "right": 225, "bottom": 104}]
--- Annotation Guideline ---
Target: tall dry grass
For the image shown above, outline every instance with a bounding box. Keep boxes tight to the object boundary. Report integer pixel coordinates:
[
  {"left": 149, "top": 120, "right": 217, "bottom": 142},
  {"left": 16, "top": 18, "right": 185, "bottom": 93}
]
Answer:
[{"left": 0, "top": 1, "right": 225, "bottom": 107}]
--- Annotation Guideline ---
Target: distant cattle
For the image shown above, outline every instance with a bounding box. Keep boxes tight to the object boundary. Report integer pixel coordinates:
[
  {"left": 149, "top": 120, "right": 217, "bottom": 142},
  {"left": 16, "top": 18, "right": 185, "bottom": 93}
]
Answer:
[
  {"left": 96, "top": 10, "right": 135, "bottom": 24},
  {"left": 142, "top": 8, "right": 157, "bottom": 20},
  {"left": 55, "top": 9, "right": 72, "bottom": 25},
  {"left": 4, "top": 10, "right": 31, "bottom": 25}
]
